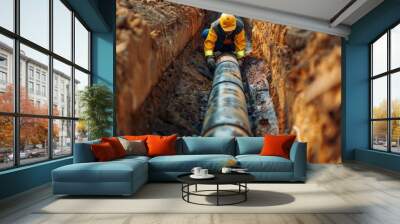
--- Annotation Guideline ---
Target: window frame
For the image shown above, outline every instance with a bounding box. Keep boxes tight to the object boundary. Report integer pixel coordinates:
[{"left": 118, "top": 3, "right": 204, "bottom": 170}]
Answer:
[
  {"left": 370, "top": 20, "right": 400, "bottom": 154},
  {"left": 0, "top": 0, "right": 92, "bottom": 171}
]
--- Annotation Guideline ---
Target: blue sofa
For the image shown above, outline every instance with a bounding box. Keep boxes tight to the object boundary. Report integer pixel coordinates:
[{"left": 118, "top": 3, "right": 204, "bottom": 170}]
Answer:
[{"left": 52, "top": 137, "right": 307, "bottom": 196}]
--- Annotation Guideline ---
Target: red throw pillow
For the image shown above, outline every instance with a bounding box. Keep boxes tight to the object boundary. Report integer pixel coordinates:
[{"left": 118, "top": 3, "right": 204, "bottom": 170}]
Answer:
[
  {"left": 146, "top": 134, "right": 177, "bottom": 157},
  {"left": 91, "top": 142, "right": 117, "bottom": 161},
  {"left": 101, "top": 137, "right": 126, "bottom": 158},
  {"left": 260, "top": 134, "right": 296, "bottom": 159}
]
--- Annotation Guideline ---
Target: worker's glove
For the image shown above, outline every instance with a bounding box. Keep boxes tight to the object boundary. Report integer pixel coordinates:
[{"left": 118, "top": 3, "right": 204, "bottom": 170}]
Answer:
[
  {"left": 235, "top": 50, "right": 245, "bottom": 60},
  {"left": 206, "top": 56, "right": 216, "bottom": 71}
]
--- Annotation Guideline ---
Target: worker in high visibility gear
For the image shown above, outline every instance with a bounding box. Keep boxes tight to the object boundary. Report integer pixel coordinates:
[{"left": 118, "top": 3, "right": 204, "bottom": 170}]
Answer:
[{"left": 202, "top": 13, "right": 247, "bottom": 70}]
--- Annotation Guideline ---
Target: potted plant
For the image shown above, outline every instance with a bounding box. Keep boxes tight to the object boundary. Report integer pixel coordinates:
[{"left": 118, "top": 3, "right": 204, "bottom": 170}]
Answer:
[{"left": 79, "top": 84, "right": 113, "bottom": 140}]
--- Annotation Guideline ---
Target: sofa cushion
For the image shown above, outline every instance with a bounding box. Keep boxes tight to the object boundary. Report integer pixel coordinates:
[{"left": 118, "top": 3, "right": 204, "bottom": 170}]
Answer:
[
  {"left": 53, "top": 158, "right": 147, "bottom": 183},
  {"left": 147, "top": 135, "right": 177, "bottom": 157},
  {"left": 236, "top": 137, "right": 263, "bottom": 155},
  {"left": 73, "top": 139, "right": 100, "bottom": 163},
  {"left": 91, "top": 142, "right": 118, "bottom": 161},
  {"left": 149, "top": 154, "right": 235, "bottom": 172},
  {"left": 101, "top": 137, "right": 127, "bottom": 158},
  {"left": 178, "top": 137, "right": 235, "bottom": 155},
  {"left": 236, "top": 155, "right": 293, "bottom": 172},
  {"left": 118, "top": 138, "right": 147, "bottom": 156},
  {"left": 260, "top": 135, "right": 296, "bottom": 159}
]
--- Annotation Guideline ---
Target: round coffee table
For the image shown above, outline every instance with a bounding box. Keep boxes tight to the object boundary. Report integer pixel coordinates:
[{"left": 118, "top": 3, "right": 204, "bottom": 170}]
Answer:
[{"left": 177, "top": 173, "right": 255, "bottom": 206}]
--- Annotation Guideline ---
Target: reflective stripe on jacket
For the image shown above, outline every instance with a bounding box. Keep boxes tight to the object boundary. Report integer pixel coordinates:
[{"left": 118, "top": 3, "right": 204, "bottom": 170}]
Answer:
[{"left": 204, "top": 18, "right": 246, "bottom": 56}]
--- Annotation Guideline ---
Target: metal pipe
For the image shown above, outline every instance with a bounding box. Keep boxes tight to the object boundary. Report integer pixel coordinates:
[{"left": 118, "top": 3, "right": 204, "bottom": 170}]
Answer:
[{"left": 201, "top": 53, "right": 252, "bottom": 137}]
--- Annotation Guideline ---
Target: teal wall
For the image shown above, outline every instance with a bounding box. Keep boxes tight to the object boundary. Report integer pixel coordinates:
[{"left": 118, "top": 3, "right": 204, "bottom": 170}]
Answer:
[
  {"left": 0, "top": 0, "right": 115, "bottom": 200},
  {"left": 343, "top": 0, "right": 400, "bottom": 171},
  {"left": 91, "top": 0, "right": 116, "bottom": 135},
  {"left": 0, "top": 158, "right": 72, "bottom": 199}
]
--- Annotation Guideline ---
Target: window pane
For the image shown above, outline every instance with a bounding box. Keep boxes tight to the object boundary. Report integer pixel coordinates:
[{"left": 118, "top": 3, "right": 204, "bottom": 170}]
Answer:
[
  {"left": 0, "top": 0, "right": 14, "bottom": 31},
  {"left": 74, "top": 69, "right": 89, "bottom": 118},
  {"left": 53, "top": 0, "right": 72, "bottom": 60},
  {"left": 20, "top": 117, "right": 49, "bottom": 165},
  {"left": 53, "top": 59, "right": 72, "bottom": 117},
  {"left": 20, "top": 0, "right": 49, "bottom": 49},
  {"left": 391, "top": 24, "right": 400, "bottom": 70},
  {"left": 0, "top": 35, "right": 14, "bottom": 112},
  {"left": 20, "top": 44, "right": 49, "bottom": 115},
  {"left": 372, "top": 76, "right": 387, "bottom": 119},
  {"left": 0, "top": 116, "right": 13, "bottom": 170},
  {"left": 391, "top": 72, "right": 400, "bottom": 118},
  {"left": 372, "top": 121, "right": 388, "bottom": 151},
  {"left": 75, "top": 120, "right": 88, "bottom": 143},
  {"left": 74, "top": 17, "right": 89, "bottom": 70},
  {"left": 372, "top": 33, "right": 387, "bottom": 76},
  {"left": 391, "top": 120, "right": 400, "bottom": 153},
  {"left": 53, "top": 119, "right": 72, "bottom": 157}
]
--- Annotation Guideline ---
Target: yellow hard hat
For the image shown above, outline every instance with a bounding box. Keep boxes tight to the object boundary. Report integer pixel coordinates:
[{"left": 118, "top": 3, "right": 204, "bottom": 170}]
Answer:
[{"left": 219, "top": 13, "right": 236, "bottom": 32}]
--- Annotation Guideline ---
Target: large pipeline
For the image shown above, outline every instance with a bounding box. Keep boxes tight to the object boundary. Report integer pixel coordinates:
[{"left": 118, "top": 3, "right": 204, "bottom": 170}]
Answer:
[{"left": 201, "top": 54, "right": 252, "bottom": 137}]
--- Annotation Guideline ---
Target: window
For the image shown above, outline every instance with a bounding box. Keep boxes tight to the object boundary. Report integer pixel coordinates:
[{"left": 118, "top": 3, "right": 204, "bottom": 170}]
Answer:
[
  {"left": 53, "top": 59, "right": 72, "bottom": 117},
  {"left": 0, "top": 71, "right": 6, "bottom": 85},
  {"left": 0, "top": 0, "right": 14, "bottom": 32},
  {"left": 35, "top": 70, "right": 40, "bottom": 81},
  {"left": 75, "top": 17, "right": 90, "bottom": 70},
  {"left": 0, "top": 116, "right": 14, "bottom": 170},
  {"left": 28, "top": 67, "right": 34, "bottom": 80},
  {"left": 53, "top": 0, "right": 72, "bottom": 60},
  {"left": 0, "top": 35, "right": 13, "bottom": 113},
  {"left": 28, "top": 81, "right": 34, "bottom": 94},
  {"left": 42, "top": 85, "right": 46, "bottom": 97},
  {"left": 20, "top": 0, "right": 49, "bottom": 48},
  {"left": 371, "top": 23, "right": 400, "bottom": 154},
  {"left": 53, "top": 119, "right": 72, "bottom": 158},
  {"left": 35, "top": 84, "right": 40, "bottom": 95},
  {"left": 0, "top": 1, "right": 91, "bottom": 170},
  {"left": 0, "top": 55, "right": 7, "bottom": 67}
]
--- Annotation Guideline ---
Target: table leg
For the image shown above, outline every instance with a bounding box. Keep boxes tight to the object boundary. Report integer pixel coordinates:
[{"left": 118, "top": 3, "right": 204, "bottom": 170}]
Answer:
[
  {"left": 217, "top": 184, "right": 219, "bottom": 206},
  {"left": 245, "top": 183, "right": 247, "bottom": 201},
  {"left": 195, "top": 184, "right": 198, "bottom": 192},
  {"left": 187, "top": 184, "right": 190, "bottom": 202}
]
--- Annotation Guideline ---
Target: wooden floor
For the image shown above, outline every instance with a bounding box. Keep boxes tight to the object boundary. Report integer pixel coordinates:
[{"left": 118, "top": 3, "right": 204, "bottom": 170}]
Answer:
[{"left": 1, "top": 162, "right": 400, "bottom": 224}]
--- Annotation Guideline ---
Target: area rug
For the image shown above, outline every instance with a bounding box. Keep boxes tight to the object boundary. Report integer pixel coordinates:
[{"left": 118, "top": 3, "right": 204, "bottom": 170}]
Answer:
[{"left": 37, "top": 183, "right": 361, "bottom": 214}]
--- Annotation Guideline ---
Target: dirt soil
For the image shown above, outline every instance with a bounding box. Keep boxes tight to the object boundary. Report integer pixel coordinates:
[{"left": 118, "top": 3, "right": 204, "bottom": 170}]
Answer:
[
  {"left": 241, "top": 57, "right": 279, "bottom": 136},
  {"left": 252, "top": 21, "right": 341, "bottom": 163},
  {"left": 116, "top": 0, "right": 205, "bottom": 135}
]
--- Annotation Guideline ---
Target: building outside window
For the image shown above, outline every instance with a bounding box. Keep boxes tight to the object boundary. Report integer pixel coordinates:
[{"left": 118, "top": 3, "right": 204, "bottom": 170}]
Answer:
[
  {"left": 28, "top": 66, "right": 34, "bottom": 79},
  {"left": 0, "top": 54, "right": 7, "bottom": 67},
  {"left": 41, "top": 85, "right": 46, "bottom": 97},
  {"left": 28, "top": 81, "right": 34, "bottom": 94},
  {"left": 0, "top": 0, "right": 91, "bottom": 170},
  {"left": 370, "top": 22, "right": 400, "bottom": 154},
  {"left": 0, "top": 54, "right": 7, "bottom": 89}
]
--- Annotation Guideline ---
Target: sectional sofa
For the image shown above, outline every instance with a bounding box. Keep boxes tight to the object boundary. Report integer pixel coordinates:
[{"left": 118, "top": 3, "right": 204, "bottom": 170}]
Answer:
[{"left": 52, "top": 137, "right": 307, "bottom": 196}]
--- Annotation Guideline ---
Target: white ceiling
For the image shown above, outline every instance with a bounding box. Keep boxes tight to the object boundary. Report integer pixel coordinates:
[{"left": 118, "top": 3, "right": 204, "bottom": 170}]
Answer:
[{"left": 167, "top": 0, "right": 384, "bottom": 37}]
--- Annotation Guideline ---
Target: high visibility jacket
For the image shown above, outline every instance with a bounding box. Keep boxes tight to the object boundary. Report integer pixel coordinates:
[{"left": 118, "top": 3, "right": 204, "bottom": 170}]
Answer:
[{"left": 204, "top": 18, "right": 246, "bottom": 56}]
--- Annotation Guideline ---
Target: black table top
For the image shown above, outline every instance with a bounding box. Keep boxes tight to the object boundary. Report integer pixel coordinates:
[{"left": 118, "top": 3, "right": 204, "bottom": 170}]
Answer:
[{"left": 177, "top": 172, "right": 255, "bottom": 185}]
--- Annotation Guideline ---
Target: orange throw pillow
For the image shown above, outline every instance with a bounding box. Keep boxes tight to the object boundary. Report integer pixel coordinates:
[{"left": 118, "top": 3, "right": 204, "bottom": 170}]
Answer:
[
  {"left": 260, "top": 135, "right": 296, "bottom": 159},
  {"left": 124, "top": 135, "right": 148, "bottom": 141},
  {"left": 101, "top": 137, "right": 126, "bottom": 158},
  {"left": 146, "top": 134, "right": 177, "bottom": 157},
  {"left": 91, "top": 142, "right": 117, "bottom": 161}
]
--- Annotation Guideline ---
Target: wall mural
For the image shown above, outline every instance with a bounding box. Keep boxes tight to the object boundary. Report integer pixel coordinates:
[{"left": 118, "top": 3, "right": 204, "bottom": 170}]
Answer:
[{"left": 116, "top": 0, "right": 342, "bottom": 163}]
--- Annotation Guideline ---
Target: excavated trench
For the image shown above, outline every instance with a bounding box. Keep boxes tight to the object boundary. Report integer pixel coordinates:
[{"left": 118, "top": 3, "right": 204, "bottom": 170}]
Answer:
[
  {"left": 116, "top": 0, "right": 341, "bottom": 163},
  {"left": 116, "top": 1, "right": 281, "bottom": 137}
]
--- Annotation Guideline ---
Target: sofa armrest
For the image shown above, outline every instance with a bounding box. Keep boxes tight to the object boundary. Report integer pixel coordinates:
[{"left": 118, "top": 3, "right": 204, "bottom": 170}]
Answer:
[
  {"left": 289, "top": 141, "right": 307, "bottom": 181},
  {"left": 73, "top": 140, "right": 100, "bottom": 163}
]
